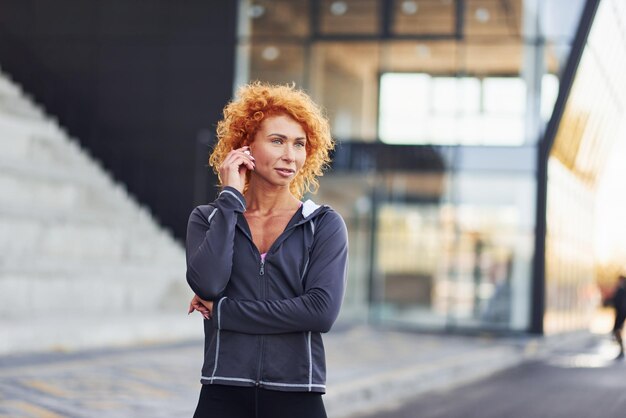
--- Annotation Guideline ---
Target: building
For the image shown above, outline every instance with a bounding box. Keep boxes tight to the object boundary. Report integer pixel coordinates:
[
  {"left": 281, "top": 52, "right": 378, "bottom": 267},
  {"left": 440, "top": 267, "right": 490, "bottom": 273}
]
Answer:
[{"left": 1, "top": 0, "right": 623, "bottom": 340}]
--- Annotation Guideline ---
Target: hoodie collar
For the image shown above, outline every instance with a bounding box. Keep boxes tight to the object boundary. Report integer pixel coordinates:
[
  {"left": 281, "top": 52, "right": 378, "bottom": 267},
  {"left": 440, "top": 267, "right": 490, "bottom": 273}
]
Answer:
[{"left": 302, "top": 200, "right": 321, "bottom": 218}]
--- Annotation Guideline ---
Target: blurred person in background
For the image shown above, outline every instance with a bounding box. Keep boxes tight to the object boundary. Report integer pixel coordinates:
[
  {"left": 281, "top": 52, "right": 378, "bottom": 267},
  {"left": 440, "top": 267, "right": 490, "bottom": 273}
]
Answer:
[
  {"left": 185, "top": 82, "right": 348, "bottom": 418},
  {"left": 608, "top": 275, "right": 626, "bottom": 360}
]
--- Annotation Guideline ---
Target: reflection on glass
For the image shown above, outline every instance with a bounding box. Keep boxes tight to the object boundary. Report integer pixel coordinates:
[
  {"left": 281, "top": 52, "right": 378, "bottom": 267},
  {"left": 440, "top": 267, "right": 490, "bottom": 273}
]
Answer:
[
  {"left": 375, "top": 199, "right": 532, "bottom": 329},
  {"left": 236, "top": 0, "right": 589, "bottom": 334},
  {"left": 392, "top": 0, "right": 455, "bottom": 35},
  {"left": 545, "top": 160, "right": 596, "bottom": 334},
  {"left": 385, "top": 41, "right": 458, "bottom": 74},
  {"left": 318, "top": 168, "right": 534, "bottom": 331},
  {"left": 239, "top": 0, "right": 575, "bottom": 146},
  {"left": 545, "top": 0, "right": 625, "bottom": 334},
  {"left": 541, "top": 74, "right": 559, "bottom": 122},
  {"left": 311, "top": 42, "right": 380, "bottom": 141},
  {"left": 379, "top": 73, "right": 526, "bottom": 145},
  {"left": 464, "top": 0, "right": 522, "bottom": 38},
  {"left": 319, "top": 0, "right": 379, "bottom": 34},
  {"left": 244, "top": 0, "right": 310, "bottom": 38},
  {"left": 249, "top": 43, "right": 306, "bottom": 86}
]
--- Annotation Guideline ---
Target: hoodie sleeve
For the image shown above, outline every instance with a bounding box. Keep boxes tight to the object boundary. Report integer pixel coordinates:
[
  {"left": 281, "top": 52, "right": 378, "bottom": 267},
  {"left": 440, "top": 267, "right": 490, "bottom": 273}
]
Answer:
[
  {"left": 185, "top": 187, "right": 246, "bottom": 301},
  {"left": 215, "top": 210, "right": 348, "bottom": 334}
]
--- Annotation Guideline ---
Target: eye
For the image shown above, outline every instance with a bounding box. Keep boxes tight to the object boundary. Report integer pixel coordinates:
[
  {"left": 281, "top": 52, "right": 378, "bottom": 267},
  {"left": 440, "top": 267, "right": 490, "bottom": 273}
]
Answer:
[
  {"left": 295, "top": 142, "right": 306, "bottom": 148},
  {"left": 271, "top": 138, "right": 283, "bottom": 144}
]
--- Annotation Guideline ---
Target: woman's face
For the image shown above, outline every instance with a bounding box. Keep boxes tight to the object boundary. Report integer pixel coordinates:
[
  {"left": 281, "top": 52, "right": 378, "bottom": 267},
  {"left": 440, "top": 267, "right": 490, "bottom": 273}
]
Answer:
[{"left": 248, "top": 114, "right": 307, "bottom": 189}]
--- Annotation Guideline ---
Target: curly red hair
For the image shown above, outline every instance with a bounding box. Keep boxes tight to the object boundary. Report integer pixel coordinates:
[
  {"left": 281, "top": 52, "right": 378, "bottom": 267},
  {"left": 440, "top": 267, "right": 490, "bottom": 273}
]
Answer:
[{"left": 209, "top": 82, "right": 334, "bottom": 199}]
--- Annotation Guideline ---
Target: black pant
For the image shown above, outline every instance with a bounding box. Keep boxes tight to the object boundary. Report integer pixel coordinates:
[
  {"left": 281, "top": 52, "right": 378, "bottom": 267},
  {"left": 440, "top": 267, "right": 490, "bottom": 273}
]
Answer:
[{"left": 193, "top": 384, "right": 328, "bottom": 418}]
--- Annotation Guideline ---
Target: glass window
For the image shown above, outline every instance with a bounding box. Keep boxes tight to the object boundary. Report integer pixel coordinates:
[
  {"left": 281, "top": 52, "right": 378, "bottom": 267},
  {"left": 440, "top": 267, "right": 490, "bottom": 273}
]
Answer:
[
  {"left": 310, "top": 42, "right": 381, "bottom": 141},
  {"left": 464, "top": 42, "right": 523, "bottom": 74},
  {"left": 379, "top": 73, "right": 527, "bottom": 145},
  {"left": 384, "top": 41, "right": 458, "bottom": 73},
  {"left": 540, "top": 73, "right": 559, "bottom": 122},
  {"left": 244, "top": 0, "right": 310, "bottom": 38},
  {"left": 365, "top": 170, "right": 534, "bottom": 331},
  {"left": 248, "top": 43, "right": 306, "bottom": 86},
  {"left": 538, "top": 0, "right": 586, "bottom": 42},
  {"left": 378, "top": 73, "right": 430, "bottom": 144},
  {"left": 236, "top": 0, "right": 591, "bottom": 334},
  {"left": 319, "top": 0, "right": 380, "bottom": 35},
  {"left": 544, "top": 0, "right": 626, "bottom": 334},
  {"left": 464, "top": 0, "right": 523, "bottom": 38},
  {"left": 314, "top": 174, "right": 375, "bottom": 321},
  {"left": 392, "top": 0, "right": 455, "bottom": 35}
]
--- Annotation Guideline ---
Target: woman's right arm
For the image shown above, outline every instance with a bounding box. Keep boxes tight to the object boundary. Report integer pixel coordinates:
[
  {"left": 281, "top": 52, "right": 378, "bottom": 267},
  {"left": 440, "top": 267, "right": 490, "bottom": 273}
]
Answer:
[{"left": 185, "top": 186, "right": 246, "bottom": 300}]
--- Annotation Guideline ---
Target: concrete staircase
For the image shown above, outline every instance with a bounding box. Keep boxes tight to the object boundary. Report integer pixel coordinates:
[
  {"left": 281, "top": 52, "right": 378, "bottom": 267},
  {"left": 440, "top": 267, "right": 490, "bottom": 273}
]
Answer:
[{"left": 0, "top": 68, "right": 200, "bottom": 355}]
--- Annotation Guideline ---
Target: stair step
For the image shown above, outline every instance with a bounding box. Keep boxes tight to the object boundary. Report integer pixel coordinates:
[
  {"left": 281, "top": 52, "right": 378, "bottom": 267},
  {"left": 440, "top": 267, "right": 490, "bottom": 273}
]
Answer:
[
  {"left": 0, "top": 199, "right": 163, "bottom": 227},
  {"left": 0, "top": 220, "right": 184, "bottom": 264},
  {"left": 0, "top": 158, "right": 145, "bottom": 216},
  {"left": 1, "top": 216, "right": 184, "bottom": 258},
  {"left": 0, "top": 313, "right": 202, "bottom": 355},
  {"left": 0, "top": 202, "right": 181, "bottom": 263},
  {"left": 0, "top": 266, "right": 189, "bottom": 317},
  {"left": 0, "top": 256, "right": 185, "bottom": 277},
  {"left": 0, "top": 238, "right": 185, "bottom": 275},
  {"left": 0, "top": 111, "right": 104, "bottom": 171}
]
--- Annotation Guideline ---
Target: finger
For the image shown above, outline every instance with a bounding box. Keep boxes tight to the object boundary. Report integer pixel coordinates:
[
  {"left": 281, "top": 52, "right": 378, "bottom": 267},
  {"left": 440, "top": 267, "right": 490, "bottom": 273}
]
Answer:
[
  {"left": 233, "top": 156, "right": 255, "bottom": 171},
  {"left": 196, "top": 309, "right": 210, "bottom": 315},
  {"left": 191, "top": 300, "right": 207, "bottom": 311},
  {"left": 223, "top": 154, "right": 254, "bottom": 171},
  {"left": 199, "top": 300, "right": 213, "bottom": 309},
  {"left": 233, "top": 150, "right": 255, "bottom": 164},
  {"left": 228, "top": 147, "right": 255, "bottom": 163},
  {"left": 242, "top": 149, "right": 255, "bottom": 161},
  {"left": 195, "top": 304, "right": 209, "bottom": 313}
]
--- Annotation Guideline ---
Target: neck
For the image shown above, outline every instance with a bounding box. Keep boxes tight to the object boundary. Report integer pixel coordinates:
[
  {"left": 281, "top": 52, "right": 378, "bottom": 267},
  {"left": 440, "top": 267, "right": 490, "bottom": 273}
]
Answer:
[{"left": 245, "top": 179, "right": 300, "bottom": 213}]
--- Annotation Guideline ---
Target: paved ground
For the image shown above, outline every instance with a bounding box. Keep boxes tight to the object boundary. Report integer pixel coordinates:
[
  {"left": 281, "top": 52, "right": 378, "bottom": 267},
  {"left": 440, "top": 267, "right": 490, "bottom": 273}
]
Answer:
[
  {"left": 0, "top": 324, "right": 603, "bottom": 418},
  {"left": 351, "top": 337, "right": 626, "bottom": 418},
  {"left": 0, "top": 341, "right": 200, "bottom": 418}
]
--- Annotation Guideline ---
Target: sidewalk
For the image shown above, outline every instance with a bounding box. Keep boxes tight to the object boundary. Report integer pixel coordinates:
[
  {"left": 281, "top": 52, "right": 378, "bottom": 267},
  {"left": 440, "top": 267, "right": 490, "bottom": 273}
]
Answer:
[{"left": 0, "top": 323, "right": 600, "bottom": 418}]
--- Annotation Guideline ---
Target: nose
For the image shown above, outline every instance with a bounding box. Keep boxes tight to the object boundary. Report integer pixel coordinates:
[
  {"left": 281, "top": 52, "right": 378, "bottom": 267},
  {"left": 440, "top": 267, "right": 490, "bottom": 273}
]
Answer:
[{"left": 282, "top": 144, "right": 295, "bottom": 162}]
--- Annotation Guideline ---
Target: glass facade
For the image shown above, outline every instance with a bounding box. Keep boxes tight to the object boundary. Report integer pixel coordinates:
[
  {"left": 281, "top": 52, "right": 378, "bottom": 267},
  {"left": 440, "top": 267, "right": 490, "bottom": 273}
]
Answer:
[
  {"left": 544, "top": 0, "right": 626, "bottom": 334},
  {"left": 235, "top": 0, "right": 588, "bottom": 333},
  {"left": 313, "top": 146, "right": 535, "bottom": 331},
  {"left": 379, "top": 73, "right": 543, "bottom": 145}
]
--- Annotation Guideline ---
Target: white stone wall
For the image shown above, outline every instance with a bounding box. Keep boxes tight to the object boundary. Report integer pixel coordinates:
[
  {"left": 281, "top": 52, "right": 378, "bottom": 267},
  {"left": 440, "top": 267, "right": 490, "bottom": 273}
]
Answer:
[{"left": 0, "top": 69, "right": 200, "bottom": 354}]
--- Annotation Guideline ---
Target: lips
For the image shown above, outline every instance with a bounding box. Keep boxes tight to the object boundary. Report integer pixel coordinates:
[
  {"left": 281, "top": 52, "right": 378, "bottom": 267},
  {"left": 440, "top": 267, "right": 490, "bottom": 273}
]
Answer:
[{"left": 275, "top": 168, "right": 295, "bottom": 177}]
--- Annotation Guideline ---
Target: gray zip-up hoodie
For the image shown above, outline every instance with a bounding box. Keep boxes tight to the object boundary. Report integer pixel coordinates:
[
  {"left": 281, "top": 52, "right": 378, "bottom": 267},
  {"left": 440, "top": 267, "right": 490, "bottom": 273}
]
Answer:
[{"left": 186, "top": 186, "right": 348, "bottom": 393}]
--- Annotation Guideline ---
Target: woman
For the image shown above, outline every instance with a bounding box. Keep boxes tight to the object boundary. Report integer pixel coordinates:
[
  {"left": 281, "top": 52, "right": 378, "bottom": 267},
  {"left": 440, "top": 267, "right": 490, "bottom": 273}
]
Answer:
[{"left": 185, "top": 82, "right": 348, "bottom": 418}]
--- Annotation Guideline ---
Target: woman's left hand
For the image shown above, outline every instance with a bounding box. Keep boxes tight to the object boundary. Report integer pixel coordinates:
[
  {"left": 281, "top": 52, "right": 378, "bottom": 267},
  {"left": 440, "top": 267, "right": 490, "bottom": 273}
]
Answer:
[{"left": 188, "top": 294, "right": 214, "bottom": 320}]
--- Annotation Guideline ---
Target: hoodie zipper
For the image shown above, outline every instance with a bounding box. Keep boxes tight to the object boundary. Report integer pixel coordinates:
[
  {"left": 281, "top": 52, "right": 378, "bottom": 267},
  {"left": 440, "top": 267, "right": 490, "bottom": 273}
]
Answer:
[{"left": 256, "top": 256, "right": 266, "bottom": 386}]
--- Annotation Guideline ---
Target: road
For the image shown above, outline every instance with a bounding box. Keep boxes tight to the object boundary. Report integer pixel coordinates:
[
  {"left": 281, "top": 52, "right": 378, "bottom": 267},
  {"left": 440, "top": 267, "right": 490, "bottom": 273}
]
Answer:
[{"left": 352, "top": 338, "right": 626, "bottom": 418}]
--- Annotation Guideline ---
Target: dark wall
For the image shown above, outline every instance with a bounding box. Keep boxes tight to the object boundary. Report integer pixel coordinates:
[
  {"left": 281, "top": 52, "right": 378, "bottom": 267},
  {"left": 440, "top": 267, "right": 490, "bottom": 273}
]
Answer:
[{"left": 0, "top": 0, "right": 236, "bottom": 240}]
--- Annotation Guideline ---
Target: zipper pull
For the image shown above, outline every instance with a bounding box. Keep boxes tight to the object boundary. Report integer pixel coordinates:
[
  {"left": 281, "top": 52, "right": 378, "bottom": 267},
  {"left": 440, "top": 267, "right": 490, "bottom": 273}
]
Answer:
[{"left": 260, "top": 259, "right": 265, "bottom": 276}]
